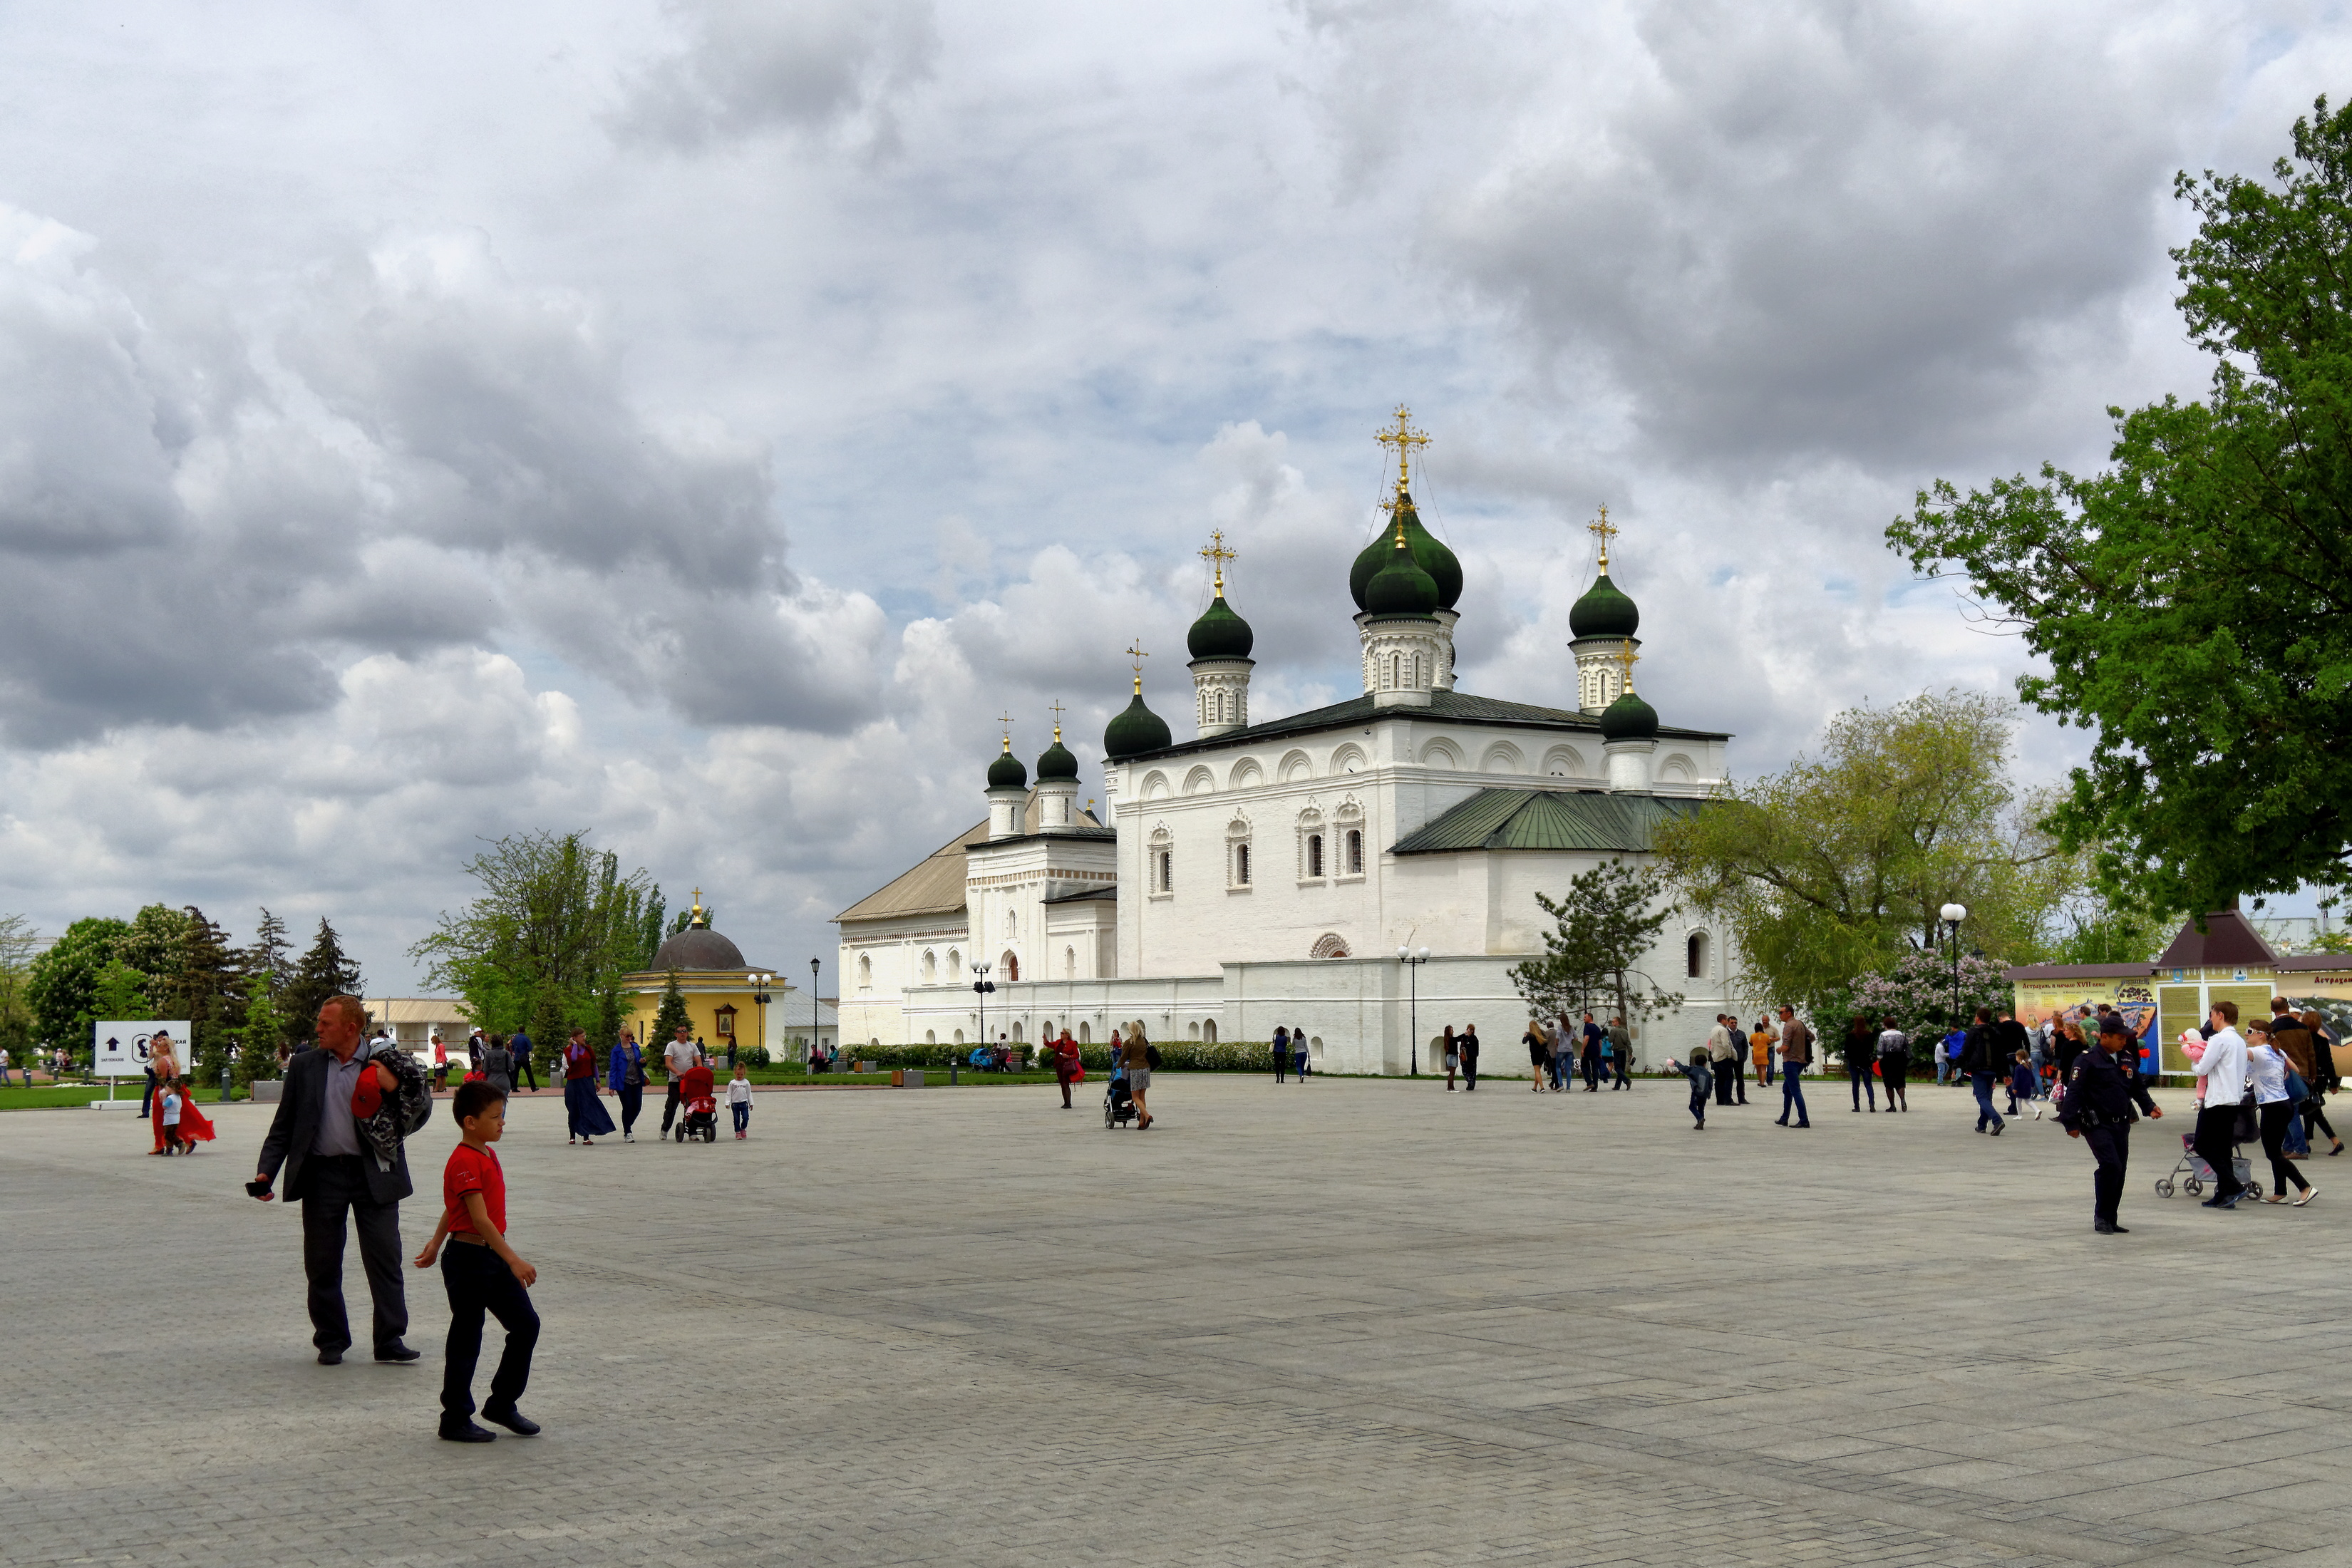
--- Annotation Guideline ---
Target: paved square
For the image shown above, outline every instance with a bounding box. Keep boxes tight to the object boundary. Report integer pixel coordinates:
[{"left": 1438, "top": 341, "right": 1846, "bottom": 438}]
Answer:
[{"left": 2, "top": 1072, "right": 2345, "bottom": 1567}]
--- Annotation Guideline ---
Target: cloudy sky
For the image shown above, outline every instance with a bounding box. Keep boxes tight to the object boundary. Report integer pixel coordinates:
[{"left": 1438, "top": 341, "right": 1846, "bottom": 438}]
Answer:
[{"left": 0, "top": 0, "right": 2338, "bottom": 989}]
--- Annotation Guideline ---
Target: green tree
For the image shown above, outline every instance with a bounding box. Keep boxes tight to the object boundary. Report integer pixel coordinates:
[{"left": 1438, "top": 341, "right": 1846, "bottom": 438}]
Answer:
[
  {"left": 235, "top": 908, "right": 293, "bottom": 1080},
  {"left": 115, "top": 904, "right": 193, "bottom": 981},
  {"left": 1653, "top": 690, "right": 2071, "bottom": 1013},
  {"left": 1508, "top": 860, "right": 1684, "bottom": 1035},
  {"left": 91, "top": 959, "right": 150, "bottom": 1023},
  {"left": 410, "top": 830, "right": 660, "bottom": 1058},
  {"left": 651, "top": 970, "right": 691, "bottom": 1061},
  {"left": 154, "top": 905, "right": 242, "bottom": 1080},
  {"left": 1890, "top": 98, "right": 2352, "bottom": 917},
  {"left": 281, "top": 918, "right": 364, "bottom": 1046},
  {"left": 26, "top": 916, "right": 133, "bottom": 1053},
  {"left": 0, "top": 915, "right": 36, "bottom": 1056}
]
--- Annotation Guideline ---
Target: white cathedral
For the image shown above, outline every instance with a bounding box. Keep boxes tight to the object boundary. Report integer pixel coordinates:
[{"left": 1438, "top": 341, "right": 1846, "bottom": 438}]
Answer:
[{"left": 835, "top": 413, "right": 1742, "bottom": 1073}]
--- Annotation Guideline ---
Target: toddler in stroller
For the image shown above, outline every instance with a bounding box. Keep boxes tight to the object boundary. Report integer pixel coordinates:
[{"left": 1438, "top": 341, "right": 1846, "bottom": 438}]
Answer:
[
  {"left": 1104, "top": 1073, "right": 1138, "bottom": 1129},
  {"left": 673, "top": 1059, "right": 718, "bottom": 1143}
]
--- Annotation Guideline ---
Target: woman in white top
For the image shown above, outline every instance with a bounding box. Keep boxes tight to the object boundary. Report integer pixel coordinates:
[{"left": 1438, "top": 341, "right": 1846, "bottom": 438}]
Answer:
[{"left": 2247, "top": 1021, "right": 2315, "bottom": 1205}]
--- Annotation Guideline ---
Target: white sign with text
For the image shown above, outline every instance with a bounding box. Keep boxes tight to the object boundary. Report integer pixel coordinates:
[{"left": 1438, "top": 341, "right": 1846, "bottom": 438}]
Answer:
[{"left": 92, "top": 1021, "right": 194, "bottom": 1076}]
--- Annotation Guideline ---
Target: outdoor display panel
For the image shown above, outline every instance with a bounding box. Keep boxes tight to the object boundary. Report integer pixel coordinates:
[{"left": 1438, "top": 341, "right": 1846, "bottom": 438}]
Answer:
[{"left": 91, "top": 1021, "right": 195, "bottom": 1077}]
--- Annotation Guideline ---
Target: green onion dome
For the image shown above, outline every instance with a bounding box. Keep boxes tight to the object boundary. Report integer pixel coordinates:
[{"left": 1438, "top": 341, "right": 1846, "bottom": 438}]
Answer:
[
  {"left": 1598, "top": 688, "right": 1659, "bottom": 742},
  {"left": 1103, "top": 682, "right": 1172, "bottom": 760},
  {"left": 1036, "top": 728, "right": 1079, "bottom": 780},
  {"left": 1187, "top": 591, "right": 1254, "bottom": 659},
  {"left": 986, "top": 739, "right": 1028, "bottom": 789},
  {"left": 1569, "top": 573, "right": 1641, "bottom": 639},
  {"left": 1348, "top": 491, "right": 1462, "bottom": 612},
  {"left": 1362, "top": 521, "right": 1440, "bottom": 618}
]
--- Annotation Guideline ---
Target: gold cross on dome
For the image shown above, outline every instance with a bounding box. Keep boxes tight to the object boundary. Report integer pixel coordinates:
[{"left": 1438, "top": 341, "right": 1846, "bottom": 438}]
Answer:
[
  {"left": 996, "top": 711, "right": 1016, "bottom": 751},
  {"left": 1589, "top": 504, "right": 1618, "bottom": 570},
  {"left": 1614, "top": 644, "right": 1639, "bottom": 691},
  {"left": 1376, "top": 406, "right": 1430, "bottom": 495},
  {"left": 1047, "top": 699, "right": 1067, "bottom": 741},
  {"left": 1126, "top": 640, "right": 1148, "bottom": 693},
  {"left": 1199, "top": 530, "right": 1237, "bottom": 592}
]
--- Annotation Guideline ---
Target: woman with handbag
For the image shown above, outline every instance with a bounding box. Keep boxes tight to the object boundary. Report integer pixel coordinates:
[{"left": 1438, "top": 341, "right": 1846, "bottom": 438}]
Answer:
[
  {"left": 2248, "top": 1021, "right": 2316, "bottom": 1205},
  {"left": 2298, "top": 1010, "right": 2346, "bottom": 1155},
  {"left": 1443, "top": 1025, "right": 1459, "bottom": 1090}
]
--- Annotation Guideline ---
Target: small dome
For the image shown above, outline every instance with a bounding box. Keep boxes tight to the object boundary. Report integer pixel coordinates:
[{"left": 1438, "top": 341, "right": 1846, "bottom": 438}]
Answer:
[
  {"left": 1599, "top": 689, "right": 1660, "bottom": 742},
  {"left": 1570, "top": 574, "right": 1641, "bottom": 639},
  {"left": 1363, "top": 526, "right": 1440, "bottom": 618},
  {"left": 1349, "top": 492, "right": 1462, "bottom": 612},
  {"left": 1036, "top": 732, "right": 1079, "bottom": 780},
  {"left": 1103, "top": 688, "right": 1172, "bottom": 760},
  {"left": 986, "top": 742, "right": 1027, "bottom": 790},
  {"left": 651, "top": 924, "right": 748, "bottom": 971},
  {"left": 1187, "top": 592, "right": 1254, "bottom": 659}
]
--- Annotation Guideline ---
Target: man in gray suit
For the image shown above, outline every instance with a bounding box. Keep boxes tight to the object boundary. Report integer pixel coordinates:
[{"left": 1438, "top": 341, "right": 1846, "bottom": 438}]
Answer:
[{"left": 252, "top": 994, "right": 431, "bottom": 1365}]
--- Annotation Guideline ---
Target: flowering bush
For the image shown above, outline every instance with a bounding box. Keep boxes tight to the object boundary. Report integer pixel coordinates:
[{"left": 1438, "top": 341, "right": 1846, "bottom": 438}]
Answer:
[{"left": 1847, "top": 949, "right": 2012, "bottom": 1043}]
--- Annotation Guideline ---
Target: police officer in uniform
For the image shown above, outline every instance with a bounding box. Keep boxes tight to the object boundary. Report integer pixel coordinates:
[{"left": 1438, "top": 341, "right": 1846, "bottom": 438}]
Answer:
[{"left": 2058, "top": 1012, "right": 2164, "bottom": 1233}]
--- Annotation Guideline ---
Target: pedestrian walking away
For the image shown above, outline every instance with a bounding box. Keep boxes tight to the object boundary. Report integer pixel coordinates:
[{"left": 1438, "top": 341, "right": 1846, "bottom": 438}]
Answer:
[
  {"left": 412, "top": 1080, "right": 541, "bottom": 1443},
  {"left": 2276, "top": 1004, "right": 2347, "bottom": 1155},
  {"left": 508, "top": 1028, "right": 539, "bottom": 1095},
  {"left": 726, "top": 1063, "right": 754, "bottom": 1139},
  {"left": 1775, "top": 1007, "right": 1812, "bottom": 1126},
  {"left": 1579, "top": 1012, "right": 1603, "bottom": 1092},
  {"left": 251, "top": 993, "right": 432, "bottom": 1364},
  {"left": 1123, "top": 1024, "right": 1158, "bottom": 1128},
  {"left": 1750, "top": 1017, "right": 1775, "bottom": 1088},
  {"left": 559, "top": 1028, "right": 614, "bottom": 1145},
  {"left": 1524, "top": 1020, "right": 1551, "bottom": 1091},
  {"left": 1668, "top": 1050, "right": 1712, "bottom": 1130},
  {"left": 1706, "top": 1016, "right": 1738, "bottom": 1107},
  {"left": 2192, "top": 1001, "right": 2252, "bottom": 1208},
  {"left": 608, "top": 1031, "right": 646, "bottom": 1141},
  {"left": 2248, "top": 1022, "right": 2316, "bottom": 1205},
  {"left": 1960, "top": 1010, "right": 2006, "bottom": 1135},
  {"left": 1443, "top": 1024, "right": 1459, "bottom": 1090},
  {"left": 1844, "top": 1016, "right": 1879, "bottom": 1112},
  {"left": 2300, "top": 1009, "right": 2346, "bottom": 1154},
  {"left": 1608, "top": 1017, "right": 1634, "bottom": 1088},
  {"left": 1272, "top": 1025, "right": 1289, "bottom": 1083},
  {"left": 2058, "top": 1012, "right": 2162, "bottom": 1233},
  {"left": 480, "top": 1035, "right": 515, "bottom": 1098},
  {"left": 2007, "top": 1049, "right": 2038, "bottom": 1118},
  {"left": 1877, "top": 1016, "right": 1911, "bottom": 1111},
  {"left": 1292, "top": 1023, "right": 1310, "bottom": 1080},
  {"left": 659, "top": 1025, "right": 698, "bottom": 1135},
  {"left": 1459, "top": 1023, "right": 1481, "bottom": 1090}
]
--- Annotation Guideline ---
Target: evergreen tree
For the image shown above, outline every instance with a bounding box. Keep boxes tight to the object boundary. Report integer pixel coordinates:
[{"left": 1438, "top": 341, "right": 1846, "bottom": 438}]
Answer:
[
  {"left": 157, "top": 905, "right": 241, "bottom": 1080},
  {"left": 237, "top": 908, "right": 293, "bottom": 1080},
  {"left": 281, "top": 919, "right": 364, "bottom": 1047},
  {"left": 651, "top": 970, "right": 691, "bottom": 1061},
  {"left": 1510, "top": 860, "right": 1685, "bottom": 1036}
]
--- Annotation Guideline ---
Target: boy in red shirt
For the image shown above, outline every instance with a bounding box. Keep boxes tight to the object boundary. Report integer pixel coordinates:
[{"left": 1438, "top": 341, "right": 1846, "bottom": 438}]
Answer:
[{"left": 413, "top": 1081, "right": 540, "bottom": 1442}]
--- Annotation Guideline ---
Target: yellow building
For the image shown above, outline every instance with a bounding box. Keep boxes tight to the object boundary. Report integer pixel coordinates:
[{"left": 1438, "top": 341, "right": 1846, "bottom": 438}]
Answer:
[{"left": 619, "top": 897, "right": 795, "bottom": 1061}]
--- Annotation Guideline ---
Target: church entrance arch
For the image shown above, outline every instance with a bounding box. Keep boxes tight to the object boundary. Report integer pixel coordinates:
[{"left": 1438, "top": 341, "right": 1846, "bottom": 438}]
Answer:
[
  {"left": 1000, "top": 950, "right": 1018, "bottom": 981},
  {"left": 1311, "top": 933, "right": 1350, "bottom": 959}
]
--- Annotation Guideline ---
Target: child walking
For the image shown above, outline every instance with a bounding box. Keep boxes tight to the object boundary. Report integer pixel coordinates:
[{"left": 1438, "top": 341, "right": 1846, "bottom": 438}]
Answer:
[
  {"left": 414, "top": 1082, "right": 541, "bottom": 1443},
  {"left": 727, "top": 1063, "right": 753, "bottom": 1139},
  {"left": 2007, "top": 1049, "right": 2038, "bottom": 1118},
  {"left": 157, "top": 1080, "right": 185, "bottom": 1153}
]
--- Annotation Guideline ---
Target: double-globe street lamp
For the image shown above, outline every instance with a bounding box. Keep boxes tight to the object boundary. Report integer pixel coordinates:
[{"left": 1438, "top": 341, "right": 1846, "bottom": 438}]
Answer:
[
  {"left": 749, "top": 971, "right": 773, "bottom": 1066},
  {"left": 1940, "top": 902, "right": 1969, "bottom": 1032},
  {"left": 969, "top": 961, "right": 996, "bottom": 1084},
  {"left": 809, "top": 957, "right": 821, "bottom": 1070},
  {"left": 1396, "top": 945, "right": 1433, "bottom": 1076}
]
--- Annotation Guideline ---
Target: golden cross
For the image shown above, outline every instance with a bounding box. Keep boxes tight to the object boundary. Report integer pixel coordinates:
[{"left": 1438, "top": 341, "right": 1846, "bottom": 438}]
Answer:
[
  {"left": 691, "top": 887, "right": 701, "bottom": 906},
  {"left": 1199, "top": 530, "right": 1237, "bottom": 592},
  {"left": 1126, "top": 640, "right": 1148, "bottom": 693},
  {"left": 1589, "top": 503, "right": 1618, "bottom": 569},
  {"left": 1376, "top": 405, "right": 1430, "bottom": 495},
  {"left": 996, "top": 711, "right": 1016, "bottom": 751},
  {"left": 1614, "top": 644, "right": 1639, "bottom": 691},
  {"left": 1047, "top": 699, "right": 1067, "bottom": 740}
]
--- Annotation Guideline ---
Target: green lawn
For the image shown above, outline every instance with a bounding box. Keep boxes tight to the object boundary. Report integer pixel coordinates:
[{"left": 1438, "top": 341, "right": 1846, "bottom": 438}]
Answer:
[{"left": 0, "top": 1080, "right": 245, "bottom": 1112}]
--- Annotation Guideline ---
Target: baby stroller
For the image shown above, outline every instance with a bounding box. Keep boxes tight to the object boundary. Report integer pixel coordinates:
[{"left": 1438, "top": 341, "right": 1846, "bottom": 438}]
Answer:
[
  {"left": 1104, "top": 1075, "right": 1138, "bottom": 1130},
  {"left": 2155, "top": 1129, "right": 2254, "bottom": 1198},
  {"left": 674, "top": 1092, "right": 718, "bottom": 1143}
]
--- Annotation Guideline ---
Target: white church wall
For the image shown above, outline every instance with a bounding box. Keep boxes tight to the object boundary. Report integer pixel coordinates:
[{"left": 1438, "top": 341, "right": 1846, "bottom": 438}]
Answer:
[{"left": 837, "top": 913, "right": 966, "bottom": 1047}]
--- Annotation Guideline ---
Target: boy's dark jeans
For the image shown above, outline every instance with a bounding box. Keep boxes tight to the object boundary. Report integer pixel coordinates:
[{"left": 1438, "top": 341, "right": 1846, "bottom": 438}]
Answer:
[{"left": 440, "top": 1241, "right": 538, "bottom": 1420}]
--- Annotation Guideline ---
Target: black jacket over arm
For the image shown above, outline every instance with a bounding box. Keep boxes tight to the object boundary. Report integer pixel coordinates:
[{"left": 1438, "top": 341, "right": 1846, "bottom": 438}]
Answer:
[{"left": 257, "top": 1046, "right": 428, "bottom": 1204}]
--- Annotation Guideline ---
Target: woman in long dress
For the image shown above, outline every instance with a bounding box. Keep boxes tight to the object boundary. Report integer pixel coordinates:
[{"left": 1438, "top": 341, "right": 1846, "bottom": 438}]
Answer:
[
  {"left": 148, "top": 1038, "right": 212, "bottom": 1154},
  {"left": 561, "top": 1030, "right": 617, "bottom": 1145}
]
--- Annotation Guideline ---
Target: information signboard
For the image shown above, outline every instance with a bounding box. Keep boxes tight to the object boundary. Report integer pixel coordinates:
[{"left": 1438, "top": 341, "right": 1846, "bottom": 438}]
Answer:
[{"left": 92, "top": 1021, "right": 194, "bottom": 1077}]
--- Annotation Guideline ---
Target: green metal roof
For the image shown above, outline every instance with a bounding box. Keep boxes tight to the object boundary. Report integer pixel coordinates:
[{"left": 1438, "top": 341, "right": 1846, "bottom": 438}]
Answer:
[{"left": 1389, "top": 788, "right": 1703, "bottom": 855}]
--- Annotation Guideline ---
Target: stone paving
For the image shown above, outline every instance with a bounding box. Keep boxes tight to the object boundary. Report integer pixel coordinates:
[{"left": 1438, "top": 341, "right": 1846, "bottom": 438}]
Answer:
[{"left": 2, "top": 1070, "right": 2348, "bottom": 1567}]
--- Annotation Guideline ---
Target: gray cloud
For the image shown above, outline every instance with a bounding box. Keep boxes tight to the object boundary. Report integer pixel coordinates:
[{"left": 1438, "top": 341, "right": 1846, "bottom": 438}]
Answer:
[{"left": 610, "top": 0, "right": 939, "bottom": 153}]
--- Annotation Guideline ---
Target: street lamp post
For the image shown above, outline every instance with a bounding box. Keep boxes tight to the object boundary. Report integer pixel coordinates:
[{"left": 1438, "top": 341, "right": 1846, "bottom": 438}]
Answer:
[
  {"left": 750, "top": 973, "right": 771, "bottom": 1067},
  {"left": 1396, "top": 946, "right": 1432, "bottom": 1076},
  {"left": 1939, "top": 903, "right": 1968, "bottom": 1030},
  {"left": 969, "top": 961, "right": 994, "bottom": 1083},
  {"left": 808, "top": 958, "right": 820, "bottom": 1071}
]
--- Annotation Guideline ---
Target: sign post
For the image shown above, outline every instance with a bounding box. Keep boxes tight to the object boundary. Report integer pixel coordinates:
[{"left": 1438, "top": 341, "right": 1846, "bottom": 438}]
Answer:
[{"left": 91, "top": 1021, "right": 193, "bottom": 1110}]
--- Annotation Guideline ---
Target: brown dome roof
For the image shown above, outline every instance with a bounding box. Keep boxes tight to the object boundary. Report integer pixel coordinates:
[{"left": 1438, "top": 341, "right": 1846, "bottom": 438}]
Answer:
[{"left": 650, "top": 926, "right": 748, "bottom": 971}]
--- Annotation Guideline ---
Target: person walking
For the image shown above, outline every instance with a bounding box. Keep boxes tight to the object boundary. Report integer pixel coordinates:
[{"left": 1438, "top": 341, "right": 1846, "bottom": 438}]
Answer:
[
  {"left": 2248, "top": 1022, "right": 2316, "bottom": 1205},
  {"left": 726, "top": 1063, "right": 755, "bottom": 1139},
  {"left": 1959, "top": 1009, "right": 2006, "bottom": 1135},
  {"left": 1844, "top": 1016, "right": 1879, "bottom": 1113},
  {"left": 250, "top": 994, "right": 430, "bottom": 1365},
  {"left": 2297, "top": 1009, "right": 2346, "bottom": 1155},
  {"left": 509, "top": 1028, "right": 539, "bottom": 1095},
  {"left": 659, "top": 1025, "right": 698, "bottom": 1138},
  {"left": 1750, "top": 1017, "right": 1775, "bottom": 1088},
  {"left": 411, "top": 1080, "right": 541, "bottom": 1443},
  {"left": 480, "top": 1035, "right": 515, "bottom": 1098},
  {"left": 1720, "top": 1016, "right": 1749, "bottom": 1103},
  {"left": 1774, "top": 1006, "right": 1812, "bottom": 1128},
  {"left": 1443, "top": 1025, "right": 1459, "bottom": 1090},
  {"left": 1876, "top": 1016, "right": 1910, "bottom": 1111},
  {"left": 2192, "top": 1000, "right": 2252, "bottom": 1209},
  {"left": 1577, "top": 1012, "right": 1602, "bottom": 1092},
  {"left": 608, "top": 1030, "right": 646, "bottom": 1142},
  {"left": 2006, "top": 1050, "right": 2038, "bottom": 1118},
  {"left": 1122, "top": 1026, "right": 1156, "bottom": 1129},
  {"left": 1292, "top": 1025, "right": 1310, "bottom": 1080},
  {"left": 559, "top": 1028, "right": 615, "bottom": 1147},
  {"left": 1607, "top": 1017, "right": 1633, "bottom": 1088},
  {"left": 1053, "top": 1031, "right": 1082, "bottom": 1108},
  {"left": 1272, "top": 1025, "right": 1289, "bottom": 1083},
  {"left": 467, "top": 1029, "right": 486, "bottom": 1074},
  {"left": 1523, "top": 1020, "right": 1550, "bottom": 1091},
  {"left": 430, "top": 1034, "right": 450, "bottom": 1093},
  {"left": 1703, "top": 1016, "right": 1735, "bottom": 1108},
  {"left": 1668, "top": 1048, "right": 1712, "bottom": 1130},
  {"left": 1459, "top": 1023, "right": 1481, "bottom": 1090},
  {"left": 2057, "top": 1012, "right": 2162, "bottom": 1234}
]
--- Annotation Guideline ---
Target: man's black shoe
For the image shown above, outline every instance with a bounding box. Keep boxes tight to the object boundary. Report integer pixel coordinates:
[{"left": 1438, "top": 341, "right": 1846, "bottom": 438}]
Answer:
[
  {"left": 374, "top": 1341, "right": 423, "bottom": 1363},
  {"left": 438, "top": 1420, "right": 497, "bottom": 1443},
  {"left": 481, "top": 1404, "right": 540, "bottom": 1436},
  {"left": 2093, "top": 1220, "right": 2130, "bottom": 1234},
  {"left": 317, "top": 1348, "right": 344, "bottom": 1366}
]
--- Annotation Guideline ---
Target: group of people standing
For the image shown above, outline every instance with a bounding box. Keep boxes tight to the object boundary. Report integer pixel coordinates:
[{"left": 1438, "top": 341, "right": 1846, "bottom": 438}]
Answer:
[
  {"left": 1497, "top": 1013, "right": 1632, "bottom": 1093},
  {"left": 1669, "top": 1009, "right": 1815, "bottom": 1128}
]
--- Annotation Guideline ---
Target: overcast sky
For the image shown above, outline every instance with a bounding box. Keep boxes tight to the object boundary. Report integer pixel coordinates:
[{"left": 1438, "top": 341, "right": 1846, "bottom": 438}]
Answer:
[{"left": 0, "top": 0, "right": 2338, "bottom": 991}]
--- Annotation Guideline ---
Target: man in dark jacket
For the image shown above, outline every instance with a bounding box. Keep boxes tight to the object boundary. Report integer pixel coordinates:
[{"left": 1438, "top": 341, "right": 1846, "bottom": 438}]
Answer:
[
  {"left": 252, "top": 994, "right": 431, "bottom": 1364},
  {"left": 1959, "top": 1009, "right": 2006, "bottom": 1135},
  {"left": 2058, "top": 1013, "right": 2163, "bottom": 1233}
]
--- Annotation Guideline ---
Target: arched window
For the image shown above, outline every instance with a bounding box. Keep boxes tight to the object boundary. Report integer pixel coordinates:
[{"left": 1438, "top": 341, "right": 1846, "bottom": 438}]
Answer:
[
  {"left": 1203, "top": 1019, "right": 1217, "bottom": 1043},
  {"left": 1157, "top": 849, "right": 1174, "bottom": 892},
  {"left": 1078, "top": 1021, "right": 1090, "bottom": 1043},
  {"left": 857, "top": 954, "right": 872, "bottom": 990},
  {"left": 924, "top": 1030, "right": 937, "bottom": 1045},
  {"left": 1187, "top": 1021, "right": 1201, "bottom": 1040},
  {"left": 1064, "top": 944, "right": 1076, "bottom": 978},
  {"left": 1004, "top": 909, "right": 1017, "bottom": 939},
  {"left": 1345, "top": 828, "right": 1363, "bottom": 875},
  {"left": 1687, "top": 932, "right": 1709, "bottom": 979},
  {"left": 1306, "top": 833, "right": 1324, "bottom": 879},
  {"left": 1235, "top": 842, "right": 1251, "bottom": 885},
  {"left": 953, "top": 1028, "right": 965, "bottom": 1045},
  {"left": 1389, "top": 651, "right": 1401, "bottom": 688},
  {"left": 1000, "top": 950, "right": 1019, "bottom": 982},
  {"left": 1311, "top": 932, "right": 1350, "bottom": 959},
  {"left": 921, "top": 950, "right": 937, "bottom": 983}
]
